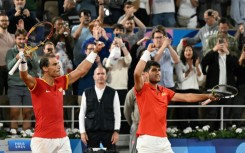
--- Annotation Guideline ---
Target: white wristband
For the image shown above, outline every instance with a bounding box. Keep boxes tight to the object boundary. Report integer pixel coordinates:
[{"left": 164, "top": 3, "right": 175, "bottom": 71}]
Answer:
[
  {"left": 86, "top": 51, "right": 97, "bottom": 63},
  {"left": 140, "top": 50, "right": 151, "bottom": 62},
  {"left": 18, "top": 62, "right": 28, "bottom": 71}
]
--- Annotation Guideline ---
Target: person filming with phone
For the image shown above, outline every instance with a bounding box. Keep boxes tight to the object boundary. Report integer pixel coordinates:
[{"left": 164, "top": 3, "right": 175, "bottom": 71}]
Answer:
[{"left": 201, "top": 33, "right": 239, "bottom": 130}]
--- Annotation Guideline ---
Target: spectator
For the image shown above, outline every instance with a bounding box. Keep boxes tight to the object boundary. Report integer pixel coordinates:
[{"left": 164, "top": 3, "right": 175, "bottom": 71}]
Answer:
[
  {"left": 180, "top": 9, "right": 219, "bottom": 58},
  {"left": 51, "top": 16, "right": 74, "bottom": 61},
  {"left": 175, "top": 45, "right": 204, "bottom": 129},
  {"left": 233, "top": 48, "right": 245, "bottom": 126},
  {"left": 7, "top": 0, "right": 37, "bottom": 34},
  {"left": 77, "top": 42, "right": 102, "bottom": 96},
  {"left": 79, "top": 66, "right": 121, "bottom": 151},
  {"left": 230, "top": 0, "right": 245, "bottom": 26},
  {"left": 82, "top": 19, "right": 112, "bottom": 61},
  {"left": 119, "top": 4, "right": 146, "bottom": 49},
  {"left": 127, "top": 36, "right": 149, "bottom": 90},
  {"left": 234, "top": 23, "right": 245, "bottom": 50},
  {"left": 176, "top": 0, "right": 198, "bottom": 28},
  {"left": 111, "top": 23, "right": 130, "bottom": 50},
  {"left": 134, "top": 0, "right": 150, "bottom": 27},
  {"left": 75, "top": 0, "right": 97, "bottom": 20},
  {"left": 103, "top": 0, "right": 124, "bottom": 25},
  {"left": 151, "top": 28, "right": 180, "bottom": 89},
  {"left": 205, "top": 18, "right": 239, "bottom": 57},
  {"left": 124, "top": 67, "right": 148, "bottom": 153},
  {"left": 150, "top": 0, "right": 176, "bottom": 27},
  {"left": 61, "top": 0, "right": 80, "bottom": 28},
  {"left": 201, "top": 36, "right": 239, "bottom": 129},
  {"left": 0, "top": 13, "right": 15, "bottom": 95},
  {"left": 6, "top": 29, "right": 39, "bottom": 131},
  {"left": 196, "top": 0, "right": 221, "bottom": 27}
]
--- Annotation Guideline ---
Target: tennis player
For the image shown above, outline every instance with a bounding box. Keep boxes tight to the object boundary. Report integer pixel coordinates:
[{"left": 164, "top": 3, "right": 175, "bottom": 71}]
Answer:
[
  {"left": 134, "top": 44, "right": 218, "bottom": 153},
  {"left": 19, "top": 42, "right": 103, "bottom": 153}
]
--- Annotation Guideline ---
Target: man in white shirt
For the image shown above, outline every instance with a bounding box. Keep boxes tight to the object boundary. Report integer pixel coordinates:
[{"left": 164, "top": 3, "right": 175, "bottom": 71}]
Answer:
[{"left": 79, "top": 66, "right": 121, "bottom": 151}]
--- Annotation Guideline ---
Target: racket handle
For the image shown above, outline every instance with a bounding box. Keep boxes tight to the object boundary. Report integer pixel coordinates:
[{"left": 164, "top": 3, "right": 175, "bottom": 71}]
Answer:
[
  {"left": 9, "top": 59, "right": 22, "bottom": 75},
  {"left": 201, "top": 99, "right": 212, "bottom": 105}
]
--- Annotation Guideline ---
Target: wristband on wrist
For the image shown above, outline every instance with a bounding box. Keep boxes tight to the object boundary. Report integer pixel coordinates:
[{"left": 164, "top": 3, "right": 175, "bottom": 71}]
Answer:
[
  {"left": 19, "top": 61, "right": 28, "bottom": 71},
  {"left": 86, "top": 51, "right": 97, "bottom": 63},
  {"left": 140, "top": 50, "right": 151, "bottom": 62}
]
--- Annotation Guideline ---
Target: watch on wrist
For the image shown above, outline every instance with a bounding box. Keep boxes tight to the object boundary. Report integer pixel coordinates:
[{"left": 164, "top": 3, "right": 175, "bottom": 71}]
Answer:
[{"left": 114, "top": 129, "right": 120, "bottom": 133}]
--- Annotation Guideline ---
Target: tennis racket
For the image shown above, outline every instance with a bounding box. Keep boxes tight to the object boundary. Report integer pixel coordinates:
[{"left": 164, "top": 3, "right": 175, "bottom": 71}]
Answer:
[
  {"left": 201, "top": 84, "right": 238, "bottom": 105},
  {"left": 9, "top": 21, "right": 54, "bottom": 75}
]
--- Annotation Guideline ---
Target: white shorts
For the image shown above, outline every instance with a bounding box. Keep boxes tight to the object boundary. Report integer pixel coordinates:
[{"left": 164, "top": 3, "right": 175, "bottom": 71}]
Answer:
[
  {"left": 136, "top": 135, "right": 174, "bottom": 153},
  {"left": 30, "top": 136, "right": 72, "bottom": 153}
]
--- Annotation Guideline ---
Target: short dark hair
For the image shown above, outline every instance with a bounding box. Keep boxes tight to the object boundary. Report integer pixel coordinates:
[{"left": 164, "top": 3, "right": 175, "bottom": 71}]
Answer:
[
  {"left": 79, "top": 9, "right": 91, "bottom": 17},
  {"left": 39, "top": 53, "right": 56, "bottom": 74},
  {"left": 144, "top": 60, "right": 160, "bottom": 72},
  {"left": 124, "top": 1, "right": 133, "bottom": 7},
  {"left": 14, "top": 29, "right": 27, "bottom": 38},
  {"left": 151, "top": 25, "right": 167, "bottom": 38},
  {"left": 112, "top": 24, "right": 124, "bottom": 31},
  {"left": 218, "top": 18, "right": 229, "bottom": 25}
]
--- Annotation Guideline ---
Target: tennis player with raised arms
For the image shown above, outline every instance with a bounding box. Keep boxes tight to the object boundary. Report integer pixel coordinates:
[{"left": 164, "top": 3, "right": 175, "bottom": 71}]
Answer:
[
  {"left": 134, "top": 43, "right": 219, "bottom": 153},
  {"left": 19, "top": 41, "right": 103, "bottom": 152}
]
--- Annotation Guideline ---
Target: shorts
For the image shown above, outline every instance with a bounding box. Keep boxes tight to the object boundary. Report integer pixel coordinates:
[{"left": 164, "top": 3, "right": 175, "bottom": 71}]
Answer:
[
  {"left": 136, "top": 135, "right": 174, "bottom": 153},
  {"left": 8, "top": 86, "right": 32, "bottom": 105},
  {"left": 31, "top": 136, "right": 72, "bottom": 153}
]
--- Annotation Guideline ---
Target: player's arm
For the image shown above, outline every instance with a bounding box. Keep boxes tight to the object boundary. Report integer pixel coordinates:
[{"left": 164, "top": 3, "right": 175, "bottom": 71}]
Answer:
[
  {"left": 171, "top": 93, "right": 216, "bottom": 103},
  {"left": 134, "top": 44, "right": 154, "bottom": 92},
  {"left": 19, "top": 61, "right": 36, "bottom": 90},
  {"left": 68, "top": 42, "right": 103, "bottom": 84}
]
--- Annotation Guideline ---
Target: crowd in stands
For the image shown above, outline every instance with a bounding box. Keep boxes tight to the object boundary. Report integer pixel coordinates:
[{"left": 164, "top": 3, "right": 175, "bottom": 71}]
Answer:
[{"left": 0, "top": 0, "right": 245, "bottom": 141}]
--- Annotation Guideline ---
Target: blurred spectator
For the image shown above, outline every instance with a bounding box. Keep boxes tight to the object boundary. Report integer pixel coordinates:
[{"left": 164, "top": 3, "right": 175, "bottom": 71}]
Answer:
[
  {"left": 6, "top": 29, "right": 39, "bottom": 131},
  {"left": 75, "top": 0, "right": 97, "bottom": 20},
  {"left": 180, "top": 9, "right": 219, "bottom": 58},
  {"left": 230, "top": 0, "right": 245, "bottom": 26},
  {"left": 151, "top": 29, "right": 180, "bottom": 89},
  {"left": 150, "top": 0, "right": 176, "bottom": 27},
  {"left": 77, "top": 42, "right": 102, "bottom": 96},
  {"left": 176, "top": 0, "right": 198, "bottom": 28},
  {"left": 82, "top": 19, "right": 112, "bottom": 61},
  {"left": 205, "top": 18, "right": 239, "bottom": 57},
  {"left": 111, "top": 24, "right": 130, "bottom": 50},
  {"left": 127, "top": 36, "right": 149, "bottom": 90},
  {"left": 0, "top": 0, "right": 14, "bottom": 11},
  {"left": 103, "top": 0, "right": 124, "bottom": 25},
  {"left": 79, "top": 67, "right": 121, "bottom": 151},
  {"left": 0, "top": 13, "right": 15, "bottom": 95},
  {"left": 134, "top": 0, "right": 150, "bottom": 27},
  {"left": 61, "top": 0, "right": 80, "bottom": 28},
  {"left": 7, "top": 0, "right": 38, "bottom": 34},
  {"left": 196, "top": 0, "right": 221, "bottom": 27},
  {"left": 51, "top": 16, "right": 74, "bottom": 61},
  {"left": 175, "top": 45, "right": 203, "bottom": 129},
  {"left": 119, "top": 4, "right": 146, "bottom": 49},
  {"left": 234, "top": 23, "right": 245, "bottom": 50},
  {"left": 103, "top": 37, "right": 132, "bottom": 106},
  {"left": 232, "top": 48, "right": 245, "bottom": 126},
  {"left": 201, "top": 36, "right": 239, "bottom": 129},
  {"left": 124, "top": 69, "right": 148, "bottom": 153}
]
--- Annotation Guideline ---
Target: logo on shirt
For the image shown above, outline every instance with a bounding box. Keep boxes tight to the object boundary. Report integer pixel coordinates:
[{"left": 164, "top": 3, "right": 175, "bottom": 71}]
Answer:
[
  {"left": 161, "top": 92, "right": 166, "bottom": 96},
  {"left": 58, "top": 87, "right": 63, "bottom": 92},
  {"left": 45, "top": 90, "right": 51, "bottom": 93}
]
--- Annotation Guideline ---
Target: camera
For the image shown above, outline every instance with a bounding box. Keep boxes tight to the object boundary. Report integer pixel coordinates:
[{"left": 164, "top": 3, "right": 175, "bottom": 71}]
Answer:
[
  {"left": 19, "top": 7, "right": 25, "bottom": 16},
  {"left": 218, "top": 38, "right": 224, "bottom": 44},
  {"left": 63, "top": 21, "right": 69, "bottom": 28},
  {"left": 115, "top": 33, "right": 121, "bottom": 38}
]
